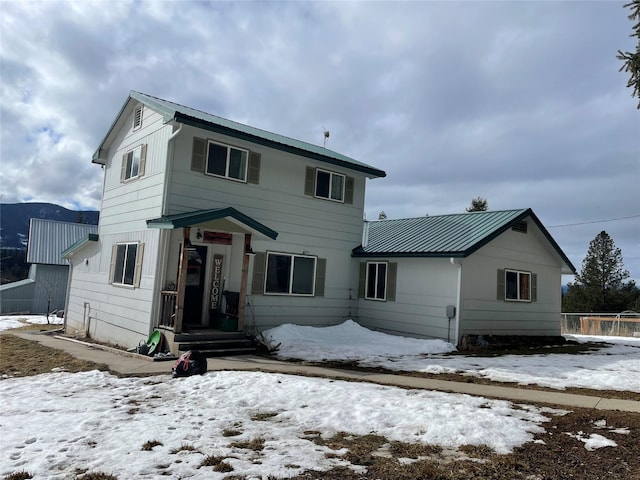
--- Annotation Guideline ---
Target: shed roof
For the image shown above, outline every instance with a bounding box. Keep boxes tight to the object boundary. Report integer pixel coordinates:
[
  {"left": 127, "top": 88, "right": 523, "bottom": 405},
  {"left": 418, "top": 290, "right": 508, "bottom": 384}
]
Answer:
[
  {"left": 353, "top": 208, "right": 575, "bottom": 273},
  {"left": 93, "top": 91, "right": 386, "bottom": 179},
  {"left": 27, "top": 219, "right": 98, "bottom": 266}
]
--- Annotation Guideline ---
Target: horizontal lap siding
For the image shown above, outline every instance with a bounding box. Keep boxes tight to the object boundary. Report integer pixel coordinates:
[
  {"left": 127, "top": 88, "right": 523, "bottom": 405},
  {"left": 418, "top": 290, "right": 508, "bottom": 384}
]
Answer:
[
  {"left": 460, "top": 224, "right": 563, "bottom": 337},
  {"left": 167, "top": 126, "right": 366, "bottom": 331},
  {"left": 357, "top": 258, "right": 458, "bottom": 341}
]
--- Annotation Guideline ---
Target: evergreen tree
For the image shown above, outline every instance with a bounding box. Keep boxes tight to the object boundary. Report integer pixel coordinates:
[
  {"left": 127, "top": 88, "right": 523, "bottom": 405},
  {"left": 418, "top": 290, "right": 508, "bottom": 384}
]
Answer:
[
  {"left": 465, "top": 197, "right": 488, "bottom": 212},
  {"left": 617, "top": 1, "right": 640, "bottom": 109},
  {"left": 563, "top": 231, "right": 638, "bottom": 312}
]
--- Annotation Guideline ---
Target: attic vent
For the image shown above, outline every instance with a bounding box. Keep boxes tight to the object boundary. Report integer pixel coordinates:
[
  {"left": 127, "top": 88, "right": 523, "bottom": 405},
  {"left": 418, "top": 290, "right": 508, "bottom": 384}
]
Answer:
[
  {"left": 512, "top": 221, "right": 528, "bottom": 234},
  {"left": 133, "top": 104, "right": 143, "bottom": 130}
]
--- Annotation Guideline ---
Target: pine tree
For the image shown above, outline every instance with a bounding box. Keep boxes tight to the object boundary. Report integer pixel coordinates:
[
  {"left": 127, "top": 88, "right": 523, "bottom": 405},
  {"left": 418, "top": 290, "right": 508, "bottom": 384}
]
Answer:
[
  {"left": 465, "top": 197, "right": 488, "bottom": 212},
  {"left": 617, "top": 0, "right": 640, "bottom": 109}
]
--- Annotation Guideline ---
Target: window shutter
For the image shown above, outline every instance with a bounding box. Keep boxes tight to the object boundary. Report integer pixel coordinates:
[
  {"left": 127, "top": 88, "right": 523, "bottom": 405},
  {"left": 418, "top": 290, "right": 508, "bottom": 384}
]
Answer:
[
  {"left": 248, "top": 151, "right": 261, "bottom": 184},
  {"left": 120, "top": 153, "right": 128, "bottom": 182},
  {"left": 191, "top": 137, "right": 206, "bottom": 173},
  {"left": 386, "top": 262, "right": 397, "bottom": 301},
  {"left": 304, "top": 166, "right": 315, "bottom": 196},
  {"left": 531, "top": 273, "right": 537, "bottom": 302},
  {"left": 497, "top": 269, "right": 505, "bottom": 300},
  {"left": 345, "top": 176, "right": 354, "bottom": 204},
  {"left": 358, "top": 262, "right": 366, "bottom": 298},
  {"left": 134, "top": 243, "right": 144, "bottom": 288},
  {"left": 252, "top": 252, "right": 266, "bottom": 295},
  {"left": 315, "top": 258, "right": 326, "bottom": 297},
  {"left": 138, "top": 144, "right": 147, "bottom": 177},
  {"left": 109, "top": 244, "right": 118, "bottom": 284}
]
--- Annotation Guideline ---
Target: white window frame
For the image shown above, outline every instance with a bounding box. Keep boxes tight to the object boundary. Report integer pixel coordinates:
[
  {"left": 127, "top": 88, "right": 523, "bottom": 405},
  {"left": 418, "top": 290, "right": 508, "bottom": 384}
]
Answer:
[
  {"left": 133, "top": 104, "right": 143, "bottom": 130},
  {"left": 504, "top": 269, "right": 531, "bottom": 302},
  {"left": 315, "top": 168, "right": 345, "bottom": 202},
  {"left": 111, "top": 242, "right": 141, "bottom": 287},
  {"left": 365, "top": 261, "right": 387, "bottom": 301},
  {"left": 264, "top": 252, "right": 317, "bottom": 296},
  {"left": 123, "top": 145, "right": 142, "bottom": 181},
  {"left": 205, "top": 140, "right": 249, "bottom": 182}
]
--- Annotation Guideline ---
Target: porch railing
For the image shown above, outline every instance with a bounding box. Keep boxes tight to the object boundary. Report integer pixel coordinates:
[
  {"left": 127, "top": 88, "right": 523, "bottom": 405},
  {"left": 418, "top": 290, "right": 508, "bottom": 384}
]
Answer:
[{"left": 159, "top": 290, "right": 177, "bottom": 328}]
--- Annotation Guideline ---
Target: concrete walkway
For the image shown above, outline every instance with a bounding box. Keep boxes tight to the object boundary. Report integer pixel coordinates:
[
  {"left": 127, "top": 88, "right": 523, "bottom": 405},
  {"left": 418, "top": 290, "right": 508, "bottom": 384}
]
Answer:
[{"left": 8, "top": 330, "right": 640, "bottom": 413}]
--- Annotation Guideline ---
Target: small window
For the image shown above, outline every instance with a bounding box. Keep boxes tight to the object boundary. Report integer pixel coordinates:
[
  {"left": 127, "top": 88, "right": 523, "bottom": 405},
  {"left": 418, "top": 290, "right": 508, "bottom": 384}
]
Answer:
[
  {"left": 121, "top": 145, "right": 146, "bottom": 182},
  {"left": 133, "top": 104, "right": 143, "bottom": 130},
  {"left": 365, "top": 261, "right": 387, "bottom": 301},
  {"left": 315, "top": 168, "right": 345, "bottom": 202},
  {"left": 265, "top": 252, "right": 316, "bottom": 295},
  {"left": 110, "top": 242, "right": 144, "bottom": 287},
  {"left": 504, "top": 269, "right": 531, "bottom": 301},
  {"left": 206, "top": 140, "right": 248, "bottom": 182}
]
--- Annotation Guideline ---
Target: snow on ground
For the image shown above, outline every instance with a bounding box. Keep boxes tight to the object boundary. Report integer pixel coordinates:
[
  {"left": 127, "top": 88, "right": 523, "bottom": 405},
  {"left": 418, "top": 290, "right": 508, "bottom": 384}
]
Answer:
[
  {"left": 0, "top": 314, "right": 62, "bottom": 331},
  {"left": 0, "top": 370, "right": 564, "bottom": 478},
  {"left": 264, "top": 320, "right": 640, "bottom": 393}
]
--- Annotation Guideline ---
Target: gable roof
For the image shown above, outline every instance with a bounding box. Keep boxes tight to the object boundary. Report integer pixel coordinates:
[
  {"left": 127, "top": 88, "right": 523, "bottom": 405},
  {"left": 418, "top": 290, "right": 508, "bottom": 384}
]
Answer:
[
  {"left": 93, "top": 91, "right": 386, "bottom": 179},
  {"left": 27, "top": 219, "right": 98, "bottom": 266},
  {"left": 352, "top": 208, "right": 576, "bottom": 273},
  {"left": 146, "top": 207, "right": 278, "bottom": 240}
]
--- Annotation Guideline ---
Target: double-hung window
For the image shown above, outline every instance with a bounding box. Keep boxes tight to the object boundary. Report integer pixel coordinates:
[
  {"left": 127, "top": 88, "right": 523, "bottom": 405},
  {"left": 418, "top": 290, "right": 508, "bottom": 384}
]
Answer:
[
  {"left": 315, "top": 169, "right": 345, "bottom": 202},
  {"left": 121, "top": 144, "right": 146, "bottom": 182},
  {"left": 110, "top": 242, "right": 144, "bottom": 287},
  {"left": 265, "top": 252, "right": 316, "bottom": 295},
  {"left": 365, "top": 262, "right": 387, "bottom": 301},
  {"left": 504, "top": 269, "right": 531, "bottom": 301},
  {"left": 206, "top": 140, "right": 248, "bottom": 182}
]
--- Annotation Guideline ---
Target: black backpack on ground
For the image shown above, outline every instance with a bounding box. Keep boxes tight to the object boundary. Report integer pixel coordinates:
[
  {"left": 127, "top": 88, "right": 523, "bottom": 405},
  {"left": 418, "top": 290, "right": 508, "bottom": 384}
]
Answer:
[{"left": 172, "top": 350, "right": 207, "bottom": 378}]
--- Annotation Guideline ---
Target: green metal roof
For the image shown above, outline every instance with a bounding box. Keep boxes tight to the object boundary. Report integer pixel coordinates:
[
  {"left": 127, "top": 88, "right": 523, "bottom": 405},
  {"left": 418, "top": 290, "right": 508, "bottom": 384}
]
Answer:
[
  {"left": 94, "top": 91, "right": 386, "bottom": 178},
  {"left": 352, "top": 208, "right": 575, "bottom": 273},
  {"left": 146, "top": 207, "right": 278, "bottom": 240},
  {"left": 62, "top": 233, "right": 99, "bottom": 258}
]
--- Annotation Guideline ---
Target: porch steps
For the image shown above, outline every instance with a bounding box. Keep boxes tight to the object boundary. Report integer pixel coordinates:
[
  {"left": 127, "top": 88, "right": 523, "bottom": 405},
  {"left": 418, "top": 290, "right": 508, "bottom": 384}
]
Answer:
[{"left": 173, "top": 331, "right": 257, "bottom": 357}]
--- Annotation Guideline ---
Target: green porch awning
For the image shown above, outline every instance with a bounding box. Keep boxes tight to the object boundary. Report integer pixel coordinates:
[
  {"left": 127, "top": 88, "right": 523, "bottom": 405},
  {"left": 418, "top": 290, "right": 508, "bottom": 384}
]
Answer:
[{"left": 146, "top": 207, "right": 278, "bottom": 240}]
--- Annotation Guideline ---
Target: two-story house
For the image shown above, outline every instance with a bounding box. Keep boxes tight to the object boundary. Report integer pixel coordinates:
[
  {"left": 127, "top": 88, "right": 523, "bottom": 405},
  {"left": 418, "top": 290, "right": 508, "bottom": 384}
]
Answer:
[{"left": 62, "top": 91, "right": 386, "bottom": 353}]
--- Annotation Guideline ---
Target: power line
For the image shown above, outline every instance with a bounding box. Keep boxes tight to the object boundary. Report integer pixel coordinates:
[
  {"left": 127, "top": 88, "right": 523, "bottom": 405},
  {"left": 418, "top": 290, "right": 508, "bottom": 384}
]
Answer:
[{"left": 547, "top": 214, "right": 640, "bottom": 228}]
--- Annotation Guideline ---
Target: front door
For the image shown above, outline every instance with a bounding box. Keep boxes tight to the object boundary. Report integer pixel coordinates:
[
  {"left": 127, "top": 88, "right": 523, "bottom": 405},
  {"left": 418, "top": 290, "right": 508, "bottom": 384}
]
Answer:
[{"left": 184, "top": 245, "right": 207, "bottom": 328}]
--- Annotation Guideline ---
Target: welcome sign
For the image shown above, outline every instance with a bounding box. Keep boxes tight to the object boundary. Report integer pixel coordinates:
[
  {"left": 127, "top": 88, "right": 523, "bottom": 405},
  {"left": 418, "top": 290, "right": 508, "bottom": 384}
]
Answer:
[{"left": 210, "top": 254, "right": 224, "bottom": 311}]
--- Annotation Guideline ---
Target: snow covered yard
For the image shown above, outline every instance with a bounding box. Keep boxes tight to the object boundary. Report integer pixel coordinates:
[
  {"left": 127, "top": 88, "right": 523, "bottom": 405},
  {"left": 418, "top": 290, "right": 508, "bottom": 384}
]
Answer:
[{"left": 1, "top": 316, "right": 638, "bottom": 479}]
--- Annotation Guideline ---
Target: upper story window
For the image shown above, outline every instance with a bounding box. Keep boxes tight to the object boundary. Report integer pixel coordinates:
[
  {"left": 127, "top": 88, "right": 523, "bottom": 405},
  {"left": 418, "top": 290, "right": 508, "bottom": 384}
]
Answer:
[
  {"left": 206, "top": 140, "right": 248, "bottom": 182},
  {"left": 305, "top": 166, "right": 354, "bottom": 204},
  {"left": 120, "top": 144, "right": 147, "bottom": 182},
  {"left": 133, "top": 104, "right": 143, "bottom": 130},
  {"left": 191, "top": 137, "right": 261, "bottom": 184}
]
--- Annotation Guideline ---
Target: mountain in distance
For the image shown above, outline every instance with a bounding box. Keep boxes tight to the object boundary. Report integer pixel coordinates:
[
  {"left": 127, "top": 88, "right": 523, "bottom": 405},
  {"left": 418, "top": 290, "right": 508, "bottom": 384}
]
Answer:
[{"left": 0, "top": 202, "right": 99, "bottom": 249}]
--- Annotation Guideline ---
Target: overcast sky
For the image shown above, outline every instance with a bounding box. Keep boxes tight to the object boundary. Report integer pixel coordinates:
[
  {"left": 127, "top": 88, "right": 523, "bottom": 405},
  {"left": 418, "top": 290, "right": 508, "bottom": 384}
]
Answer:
[{"left": 1, "top": 0, "right": 638, "bottom": 282}]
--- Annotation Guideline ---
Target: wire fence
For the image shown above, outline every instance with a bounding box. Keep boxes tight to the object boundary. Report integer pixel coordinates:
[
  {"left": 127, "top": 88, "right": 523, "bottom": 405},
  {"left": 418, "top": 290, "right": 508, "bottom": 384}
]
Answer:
[{"left": 561, "top": 312, "right": 640, "bottom": 337}]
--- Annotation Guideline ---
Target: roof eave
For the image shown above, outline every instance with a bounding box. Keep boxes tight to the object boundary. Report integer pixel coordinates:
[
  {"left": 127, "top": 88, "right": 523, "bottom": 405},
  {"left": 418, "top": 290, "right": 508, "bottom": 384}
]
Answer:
[{"left": 62, "top": 234, "right": 99, "bottom": 258}]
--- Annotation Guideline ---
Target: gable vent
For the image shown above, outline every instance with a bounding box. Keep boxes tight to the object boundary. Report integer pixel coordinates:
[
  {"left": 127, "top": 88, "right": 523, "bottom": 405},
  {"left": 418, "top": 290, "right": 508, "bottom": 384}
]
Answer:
[
  {"left": 133, "top": 104, "right": 143, "bottom": 129},
  {"left": 512, "top": 221, "right": 528, "bottom": 234}
]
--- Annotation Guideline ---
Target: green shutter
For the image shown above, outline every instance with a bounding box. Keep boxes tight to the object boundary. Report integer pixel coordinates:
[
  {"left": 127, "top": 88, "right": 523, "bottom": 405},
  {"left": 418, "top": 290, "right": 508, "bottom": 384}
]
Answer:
[
  {"left": 191, "top": 137, "right": 206, "bottom": 173},
  {"left": 358, "top": 262, "right": 366, "bottom": 298},
  {"left": 345, "top": 176, "right": 354, "bottom": 204},
  {"left": 531, "top": 273, "right": 537, "bottom": 302},
  {"left": 120, "top": 153, "right": 127, "bottom": 182},
  {"left": 497, "top": 269, "right": 505, "bottom": 300},
  {"left": 138, "top": 144, "right": 147, "bottom": 177},
  {"left": 252, "top": 252, "right": 266, "bottom": 295},
  {"left": 315, "top": 258, "right": 326, "bottom": 297},
  {"left": 386, "top": 262, "right": 397, "bottom": 301},
  {"left": 109, "top": 244, "right": 118, "bottom": 284},
  {"left": 304, "top": 166, "right": 315, "bottom": 196},
  {"left": 134, "top": 243, "right": 144, "bottom": 288},
  {"left": 248, "top": 151, "right": 261, "bottom": 184}
]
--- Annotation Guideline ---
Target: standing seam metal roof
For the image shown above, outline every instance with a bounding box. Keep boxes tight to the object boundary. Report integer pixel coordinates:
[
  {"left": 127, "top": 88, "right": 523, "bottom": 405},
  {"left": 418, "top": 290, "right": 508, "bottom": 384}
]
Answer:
[
  {"left": 353, "top": 209, "right": 575, "bottom": 273},
  {"left": 27, "top": 219, "right": 98, "bottom": 266}
]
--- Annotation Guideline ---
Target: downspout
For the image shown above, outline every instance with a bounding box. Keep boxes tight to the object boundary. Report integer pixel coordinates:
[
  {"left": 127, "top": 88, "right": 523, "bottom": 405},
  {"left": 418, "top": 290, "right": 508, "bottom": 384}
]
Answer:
[
  {"left": 150, "top": 122, "right": 183, "bottom": 335},
  {"left": 450, "top": 257, "right": 462, "bottom": 346},
  {"left": 62, "top": 258, "right": 74, "bottom": 333}
]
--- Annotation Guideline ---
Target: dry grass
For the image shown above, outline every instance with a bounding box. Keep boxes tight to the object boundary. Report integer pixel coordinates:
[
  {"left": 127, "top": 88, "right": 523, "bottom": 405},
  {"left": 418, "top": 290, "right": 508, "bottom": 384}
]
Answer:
[{"left": 0, "top": 333, "right": 109, "bottom": 378}]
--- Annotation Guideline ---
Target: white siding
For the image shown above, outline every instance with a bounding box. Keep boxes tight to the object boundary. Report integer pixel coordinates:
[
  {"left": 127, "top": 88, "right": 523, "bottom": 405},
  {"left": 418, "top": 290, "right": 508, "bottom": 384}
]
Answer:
[
  {"left": 165, "top": 125, "right": 367, "bottom": 330},
  {"left": 459, "top": 221, "right": 563, "bottom": 337},
  {"left": 357, "top": 258, "right": 458, "bottom": 341}
]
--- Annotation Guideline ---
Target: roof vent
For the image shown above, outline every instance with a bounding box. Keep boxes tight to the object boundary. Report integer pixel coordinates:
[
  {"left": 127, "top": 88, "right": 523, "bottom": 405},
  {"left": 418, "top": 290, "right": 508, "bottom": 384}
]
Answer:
[
  {"left": 512, "top": 221, "right": 528, "bottom": 234},
  {"left": 133, "top": 104, "right": 143, "bottom": 130}
]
